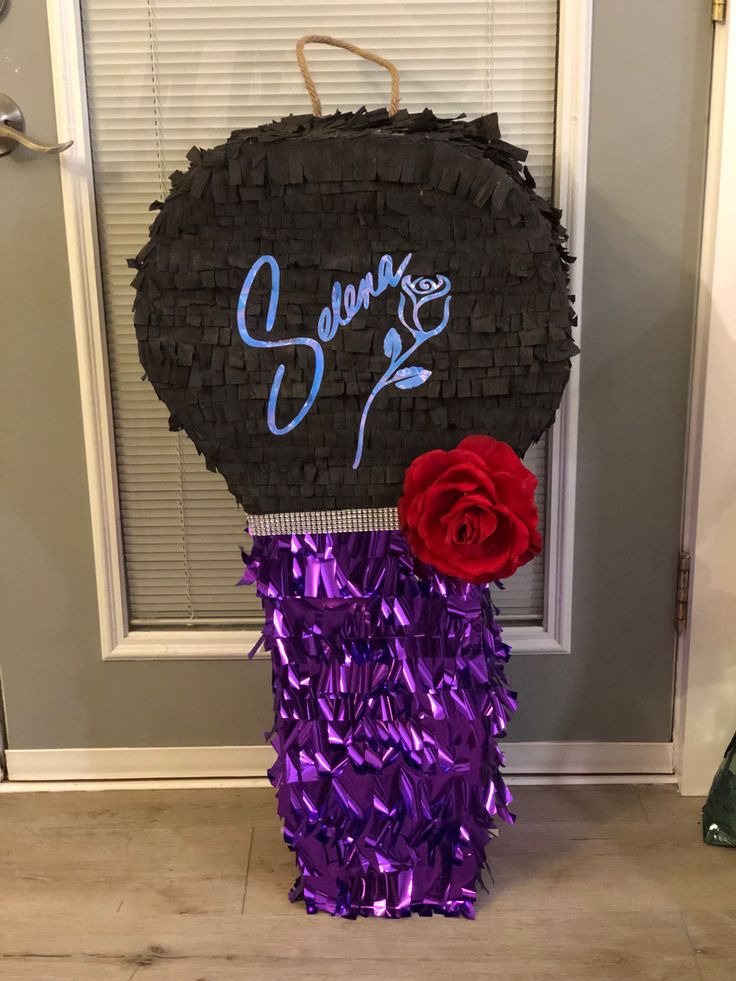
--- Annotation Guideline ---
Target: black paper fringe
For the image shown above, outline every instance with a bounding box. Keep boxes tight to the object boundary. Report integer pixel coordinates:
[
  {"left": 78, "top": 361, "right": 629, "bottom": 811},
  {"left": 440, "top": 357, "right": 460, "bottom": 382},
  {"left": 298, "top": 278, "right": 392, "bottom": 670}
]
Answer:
[{"left": 130, "top": 107, "right": 578, "bottom": 515}]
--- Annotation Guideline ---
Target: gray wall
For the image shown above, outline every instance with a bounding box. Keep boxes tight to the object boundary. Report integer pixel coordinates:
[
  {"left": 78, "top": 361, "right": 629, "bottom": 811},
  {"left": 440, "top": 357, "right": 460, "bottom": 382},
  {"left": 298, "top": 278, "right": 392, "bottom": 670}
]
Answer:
[
  {"left": 508, "top": 0, "right": 712, "bottom": 740},
  {"left": 0, "top": 0, "right": 711, "bottom": 750}
]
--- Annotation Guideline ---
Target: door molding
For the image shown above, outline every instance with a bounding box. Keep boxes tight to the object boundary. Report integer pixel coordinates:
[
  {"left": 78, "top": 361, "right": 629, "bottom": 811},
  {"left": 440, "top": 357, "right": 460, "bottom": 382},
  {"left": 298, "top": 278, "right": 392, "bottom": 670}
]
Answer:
[
  {"left": 5, "top": 740, "right": 674, "bottom": 783},
  {"left": 676, "top": 10, "right": 736, "bottom": 796},
  {"left": 46, "top": 0, "right": 591, "bottom": 662}
]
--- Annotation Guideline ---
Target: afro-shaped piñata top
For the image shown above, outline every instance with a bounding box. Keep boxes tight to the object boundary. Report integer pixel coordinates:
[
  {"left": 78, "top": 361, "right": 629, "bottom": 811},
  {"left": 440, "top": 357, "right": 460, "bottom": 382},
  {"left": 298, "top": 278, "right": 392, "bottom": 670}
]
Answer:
[{"left": 131, "top": 107, "right": 578, "bottom": 518}]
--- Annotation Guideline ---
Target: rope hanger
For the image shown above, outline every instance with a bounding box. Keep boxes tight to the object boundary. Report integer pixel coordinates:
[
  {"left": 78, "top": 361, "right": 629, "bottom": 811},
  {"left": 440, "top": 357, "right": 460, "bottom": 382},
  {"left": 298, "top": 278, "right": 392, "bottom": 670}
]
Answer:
[{"left": 295, "top": 34, "right": 401, "bottom": 117}]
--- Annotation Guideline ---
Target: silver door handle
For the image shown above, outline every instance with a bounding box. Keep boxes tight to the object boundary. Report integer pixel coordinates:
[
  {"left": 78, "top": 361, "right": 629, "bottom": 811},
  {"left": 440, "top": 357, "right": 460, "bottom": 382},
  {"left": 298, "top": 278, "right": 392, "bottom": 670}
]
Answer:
[{"left": 0, "top": 93, "right": 73, "bottom": 158}]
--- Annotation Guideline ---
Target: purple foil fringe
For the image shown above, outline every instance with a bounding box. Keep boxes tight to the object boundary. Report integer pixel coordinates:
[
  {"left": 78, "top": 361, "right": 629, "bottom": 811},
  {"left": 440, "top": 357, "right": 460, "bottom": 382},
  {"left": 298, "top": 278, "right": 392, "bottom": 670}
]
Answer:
[{"left": 240, "top": 529, "right": 517, "bottom": 919}]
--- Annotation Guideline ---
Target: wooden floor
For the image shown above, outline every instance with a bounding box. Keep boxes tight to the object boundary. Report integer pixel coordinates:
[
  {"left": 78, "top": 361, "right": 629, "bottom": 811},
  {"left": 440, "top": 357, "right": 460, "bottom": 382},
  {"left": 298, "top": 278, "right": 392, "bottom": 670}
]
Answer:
[{"left": 1, "top": 784, "right": 734, "bottom": 980}]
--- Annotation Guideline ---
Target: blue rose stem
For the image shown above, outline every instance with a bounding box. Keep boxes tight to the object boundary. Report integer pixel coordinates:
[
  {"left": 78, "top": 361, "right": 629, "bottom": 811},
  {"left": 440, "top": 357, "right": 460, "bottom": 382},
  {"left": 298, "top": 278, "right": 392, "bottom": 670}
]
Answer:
[{"left": 352, "top": 276, "right": 452, "bottom": 469}]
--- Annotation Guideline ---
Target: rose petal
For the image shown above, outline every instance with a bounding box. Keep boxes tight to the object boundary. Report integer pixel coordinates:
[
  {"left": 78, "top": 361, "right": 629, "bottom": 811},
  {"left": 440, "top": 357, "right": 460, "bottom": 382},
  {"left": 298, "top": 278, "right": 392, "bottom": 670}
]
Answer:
[
  {"left": 492, "top": 471, "right": 539, "bottom": 520},
  {"left": 431, "top": 461, "right": 499, "bottom": 498},
  {"left": 416, "top": 486, "right": 460, "bottom": 550},
  {"left": 403, "top": 449, "right": 450, "bottom": 497},
  {"left": 458, "top": 435, "right": 524, "bottom": 476},
  {"left": 448, "top": 511, "right": 478, "bottom": 546}
]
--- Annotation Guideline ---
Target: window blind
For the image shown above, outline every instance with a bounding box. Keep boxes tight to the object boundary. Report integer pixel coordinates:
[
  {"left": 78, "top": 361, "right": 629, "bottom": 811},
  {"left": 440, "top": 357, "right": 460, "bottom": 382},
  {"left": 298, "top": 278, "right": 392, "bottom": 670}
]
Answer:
[{"left": 81, "top": 0, "right": 559, "bottom": 628}]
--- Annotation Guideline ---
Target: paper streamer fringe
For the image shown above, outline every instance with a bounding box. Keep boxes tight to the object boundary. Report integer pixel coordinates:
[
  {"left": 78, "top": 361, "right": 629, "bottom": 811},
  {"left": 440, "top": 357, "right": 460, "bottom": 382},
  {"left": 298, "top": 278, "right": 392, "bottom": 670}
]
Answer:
[{"left": 241, "top": 529, "right": 516, "bottom": 918}]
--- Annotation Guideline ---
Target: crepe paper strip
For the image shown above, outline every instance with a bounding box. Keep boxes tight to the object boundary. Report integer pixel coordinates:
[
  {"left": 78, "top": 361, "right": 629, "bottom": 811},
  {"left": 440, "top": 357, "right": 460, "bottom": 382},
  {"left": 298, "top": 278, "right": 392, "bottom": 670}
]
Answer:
[{"left": 240, "top": 529, "right": 516, "bottom": 918}]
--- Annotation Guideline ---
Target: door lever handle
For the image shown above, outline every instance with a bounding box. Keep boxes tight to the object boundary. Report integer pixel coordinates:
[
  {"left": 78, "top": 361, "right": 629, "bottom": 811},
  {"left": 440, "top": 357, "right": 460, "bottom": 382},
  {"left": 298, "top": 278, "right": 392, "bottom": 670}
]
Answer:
[
  {"left": 0, "top": 122, "right": 73, "bottom": 156},
  {"left": 0, "top": 93, "right": 73, "bottom": 158}
]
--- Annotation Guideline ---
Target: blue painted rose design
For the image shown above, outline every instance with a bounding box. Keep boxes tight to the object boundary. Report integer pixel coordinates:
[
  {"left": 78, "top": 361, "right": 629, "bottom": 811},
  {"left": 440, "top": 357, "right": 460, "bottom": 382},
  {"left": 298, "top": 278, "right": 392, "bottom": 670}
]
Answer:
[{"left": 353, "top": 273, "right": 452, "bottom": 468}]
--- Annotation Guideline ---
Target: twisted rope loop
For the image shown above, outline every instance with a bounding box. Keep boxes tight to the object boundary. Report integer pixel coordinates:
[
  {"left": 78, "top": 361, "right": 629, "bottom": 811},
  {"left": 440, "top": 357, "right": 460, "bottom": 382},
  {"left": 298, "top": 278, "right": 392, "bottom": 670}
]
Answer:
[{"left": 295, "top": 34, "right": 401, "bottom": 117}]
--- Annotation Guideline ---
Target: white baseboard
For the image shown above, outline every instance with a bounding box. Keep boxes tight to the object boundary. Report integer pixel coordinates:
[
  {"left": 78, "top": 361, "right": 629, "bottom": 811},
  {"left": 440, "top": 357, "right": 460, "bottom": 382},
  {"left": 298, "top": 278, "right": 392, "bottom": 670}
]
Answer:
[
  {"left": 5, "top": 745, "right": 270, "bottom": 781},
  {"left": 0, "top": 774, "right": 678, "bottom": 794},
  {"left": 505, "top": 741, "right": 674, "bottom": 775},
  {"left": 4, "top": 741, "right": 674, "bottom": 784}
]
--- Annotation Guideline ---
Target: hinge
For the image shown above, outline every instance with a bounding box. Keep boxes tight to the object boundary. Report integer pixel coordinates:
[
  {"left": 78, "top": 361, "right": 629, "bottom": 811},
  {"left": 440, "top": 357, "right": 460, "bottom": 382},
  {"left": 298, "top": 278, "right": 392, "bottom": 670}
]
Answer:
[
  {"left": 676, "top": 549, "right": 691, "bottom": 635},
  {"left": 713, "top": 0, "right": 727, "bottom": 23}
]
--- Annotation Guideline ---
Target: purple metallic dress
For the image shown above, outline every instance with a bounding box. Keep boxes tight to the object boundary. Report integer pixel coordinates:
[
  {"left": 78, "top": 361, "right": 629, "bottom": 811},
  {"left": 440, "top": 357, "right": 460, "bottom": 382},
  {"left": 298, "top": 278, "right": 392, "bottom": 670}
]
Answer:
[{"left": 241, "top": 527, "right": 516, "bottom": 918}]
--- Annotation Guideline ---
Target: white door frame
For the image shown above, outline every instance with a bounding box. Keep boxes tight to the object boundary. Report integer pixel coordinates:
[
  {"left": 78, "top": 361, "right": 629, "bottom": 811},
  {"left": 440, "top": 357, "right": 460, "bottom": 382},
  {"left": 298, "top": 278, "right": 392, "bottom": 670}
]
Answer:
[{"left": 676, "top": 10, "right": 736, "bottom": 795}]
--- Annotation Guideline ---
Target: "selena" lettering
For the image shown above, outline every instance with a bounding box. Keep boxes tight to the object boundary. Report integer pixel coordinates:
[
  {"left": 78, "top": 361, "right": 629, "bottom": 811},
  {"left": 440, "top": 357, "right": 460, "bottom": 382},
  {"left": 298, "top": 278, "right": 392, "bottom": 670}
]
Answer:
[{"left": 236, "top": 252, "right": 452, "bottom": 468}]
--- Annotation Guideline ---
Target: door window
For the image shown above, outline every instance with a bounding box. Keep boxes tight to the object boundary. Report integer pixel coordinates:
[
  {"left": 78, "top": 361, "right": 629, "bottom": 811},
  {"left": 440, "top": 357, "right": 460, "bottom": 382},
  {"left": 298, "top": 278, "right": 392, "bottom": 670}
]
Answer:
[{"left": 81, "top": 0, "right": 559, "bottom": 628}]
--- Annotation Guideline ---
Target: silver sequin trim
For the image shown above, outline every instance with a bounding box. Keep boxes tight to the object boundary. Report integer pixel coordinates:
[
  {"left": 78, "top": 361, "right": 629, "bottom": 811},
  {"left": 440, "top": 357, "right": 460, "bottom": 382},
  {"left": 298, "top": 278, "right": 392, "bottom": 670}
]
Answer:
[{"left": 246, "top": 507, "right": 400, "bottom": 536}]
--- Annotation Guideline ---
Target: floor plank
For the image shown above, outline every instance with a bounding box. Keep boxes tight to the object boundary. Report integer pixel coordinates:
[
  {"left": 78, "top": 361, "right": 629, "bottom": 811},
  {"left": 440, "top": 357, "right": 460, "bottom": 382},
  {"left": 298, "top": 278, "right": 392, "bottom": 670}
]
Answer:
[
  {"left": 0, "top": 910, "right": 704, "bottom": 980},
  {"left": 0, "top": 784, "right": 729, "bottom": 981},
  {"left": 682, "top": 909, "right": 736, "bottom": 981}
]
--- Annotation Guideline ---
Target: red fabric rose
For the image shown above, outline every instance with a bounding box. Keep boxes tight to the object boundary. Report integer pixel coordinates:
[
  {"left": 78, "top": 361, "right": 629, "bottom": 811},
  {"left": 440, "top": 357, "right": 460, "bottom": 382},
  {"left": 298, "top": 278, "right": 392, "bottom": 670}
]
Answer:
[{"left": 398, "top": 435, "right": 542, "bottom": 584}]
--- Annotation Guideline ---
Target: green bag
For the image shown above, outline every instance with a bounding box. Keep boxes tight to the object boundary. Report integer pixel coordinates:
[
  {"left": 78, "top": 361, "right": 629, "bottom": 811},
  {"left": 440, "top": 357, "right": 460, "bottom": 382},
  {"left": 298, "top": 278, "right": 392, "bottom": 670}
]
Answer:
[{"left": 702, "top": 730, "right": 736, "bottom": 847}]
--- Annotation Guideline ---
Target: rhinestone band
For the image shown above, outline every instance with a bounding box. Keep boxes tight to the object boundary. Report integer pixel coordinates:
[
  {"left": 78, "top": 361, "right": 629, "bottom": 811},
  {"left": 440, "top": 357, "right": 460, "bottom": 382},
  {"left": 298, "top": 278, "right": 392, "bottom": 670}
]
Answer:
[{"left": 246, "top": 507, "right": 400, "bottom": 537}]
